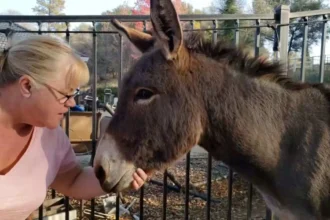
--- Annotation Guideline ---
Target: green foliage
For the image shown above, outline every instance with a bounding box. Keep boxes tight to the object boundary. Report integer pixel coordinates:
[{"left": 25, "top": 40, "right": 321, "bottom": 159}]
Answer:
[
  {"left": 211, "top": 0, "right": 258, "bottom": 49},
  {"left": 290, "top": 64, "right": 330, "bottom": 83},
  {"left": 252, "top": 0, "right": 329, "bottom": 54},
  {"left": 32, "top": 0, "right": 65, "bottom": 15},
  {"left": 70, "top": 0, "right": 203, "bottom": 89},
  {"left": 32, "top": 0, "right": 66, "bottom": 33},
  {"left": 221, "top": 0, "right": 241, "bottom": 42},
  {"left": 288, "top": 0, "right": 328, "bottom": 53}
]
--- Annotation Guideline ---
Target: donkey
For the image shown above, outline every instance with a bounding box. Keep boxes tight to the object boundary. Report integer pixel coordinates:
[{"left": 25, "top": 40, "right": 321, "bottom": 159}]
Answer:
[{"left": 93, "top": 0, "right": 330, "bottom": 219}]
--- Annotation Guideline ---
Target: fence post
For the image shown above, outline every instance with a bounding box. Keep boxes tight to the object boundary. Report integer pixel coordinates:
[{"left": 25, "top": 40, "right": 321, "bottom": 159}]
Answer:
[
  {"left": 274, "top": 4, "right": 290, "bottom": 73},
  {"left": 270, "top": 6, "right": 290, "bottom": 219}
]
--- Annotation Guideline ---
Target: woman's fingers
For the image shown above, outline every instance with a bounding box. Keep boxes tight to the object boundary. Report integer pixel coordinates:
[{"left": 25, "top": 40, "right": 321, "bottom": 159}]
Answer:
[
  {"left": 136, "top": 168, "right": 148, "bottom": 181},
  {"left": 132, "top": 168, "right": 149, "bottom": 190},
  {"left": 132, "top": 180, "right": 140, "bottom": 190}
]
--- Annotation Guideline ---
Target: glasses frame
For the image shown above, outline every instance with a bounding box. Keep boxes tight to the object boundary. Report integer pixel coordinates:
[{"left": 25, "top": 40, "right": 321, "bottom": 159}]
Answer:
[
  {"left": 43, "top": 83, "right": 80, "bottom": 104},
  {"left": 31, "top": 76, "right": 80, "bottom": 104}
]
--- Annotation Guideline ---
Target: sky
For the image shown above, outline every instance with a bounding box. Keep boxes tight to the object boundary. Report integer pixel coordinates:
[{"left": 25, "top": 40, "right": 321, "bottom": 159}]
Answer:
[
  {"left": 0, "top": 0, "right": 215, "bottom": 15},
  {"left": 1, "top": 0, "right": 329, "bottom": 58}
]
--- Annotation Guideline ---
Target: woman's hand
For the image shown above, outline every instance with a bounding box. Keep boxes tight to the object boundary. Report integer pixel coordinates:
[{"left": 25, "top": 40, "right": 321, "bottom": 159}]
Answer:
[{"left": 131, "top": 168, "right": 149, "bottom": 190}]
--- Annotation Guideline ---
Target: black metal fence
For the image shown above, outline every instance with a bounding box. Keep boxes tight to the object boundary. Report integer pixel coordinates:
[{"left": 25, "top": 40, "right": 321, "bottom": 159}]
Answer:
[{"left": 1, "top": 5, "right": 329, "bottom": 220}]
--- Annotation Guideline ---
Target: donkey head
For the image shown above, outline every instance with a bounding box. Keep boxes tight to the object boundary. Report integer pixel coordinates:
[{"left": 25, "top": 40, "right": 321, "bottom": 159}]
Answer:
[{"left": 93, "top": 0, "right": 206, "bottom": 193}]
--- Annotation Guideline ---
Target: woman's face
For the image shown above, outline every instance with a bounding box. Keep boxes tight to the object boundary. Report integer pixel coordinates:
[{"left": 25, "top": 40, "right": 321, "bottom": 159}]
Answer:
[{"left": 26, "top": 72, "right": 79, "bottom": 129}]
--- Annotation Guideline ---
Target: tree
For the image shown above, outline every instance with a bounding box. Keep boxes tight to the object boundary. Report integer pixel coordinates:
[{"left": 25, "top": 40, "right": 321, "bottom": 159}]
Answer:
[
  {"left": 70, "top": 23, "right": 93, "bottom": 58},
  {"left": 32, "top": 0, "right": 65, "bottom": 15},
  {"left": 288, "top": 0, "right": 327, "bottom": 54},
  {"left": 111, "top": 1, "right": 134, "bottom": 15},
  {"left": 32, "top": 0, "right": 66, "bottom": 32},
  {"left": 131, "top": 0, "right": 195, "bottom": 30},
  {"left": 132, "top": 0, "right": 194, "bottom": 15},
  {"left": 211, "top": 0, "right": 257, "bottom": 50},
  {"left": 252, "top": 0, "right": 329, "bottom": 55},
  {"left": 0, "top": 10, "right": 37, "bottom": 32},
  {"left": 84, "top": 2, "right": 141, "bottom": 85},
  {"left": 82, "top": 0, "right": 199, "bottom": 87},
  {"left": 220, "top": 0, "right": 241, "bottom": 42},
  {"left": 172, "top": 0, "right": 195, "bottom": 14},
  {"left": 0, "top": 9, "right": 22, "bottom": 15},
  {"left": 132, "top": 0, "right": 150, "bottom": 15}
]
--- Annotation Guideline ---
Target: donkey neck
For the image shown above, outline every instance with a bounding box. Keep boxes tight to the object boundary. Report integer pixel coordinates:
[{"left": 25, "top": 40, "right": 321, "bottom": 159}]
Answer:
[{"left": 194, "top": 54, "right": 292, "bottom": 185}]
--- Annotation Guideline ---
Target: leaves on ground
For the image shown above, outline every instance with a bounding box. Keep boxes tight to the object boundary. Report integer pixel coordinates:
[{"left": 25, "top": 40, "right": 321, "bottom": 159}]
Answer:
[{"left": 46, "top": 156, "right": 267, "bottom": 220}]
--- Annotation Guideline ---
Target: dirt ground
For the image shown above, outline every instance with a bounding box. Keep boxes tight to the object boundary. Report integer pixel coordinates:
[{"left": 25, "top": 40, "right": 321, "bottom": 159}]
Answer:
[{"left": 45, "top": 154, "right": 267, "bottom": 220}]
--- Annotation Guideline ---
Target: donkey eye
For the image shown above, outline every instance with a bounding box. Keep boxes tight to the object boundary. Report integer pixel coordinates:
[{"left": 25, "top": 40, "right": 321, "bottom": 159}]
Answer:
[{"left": 135, "top": 89, "right": 154, "bottom": 101}]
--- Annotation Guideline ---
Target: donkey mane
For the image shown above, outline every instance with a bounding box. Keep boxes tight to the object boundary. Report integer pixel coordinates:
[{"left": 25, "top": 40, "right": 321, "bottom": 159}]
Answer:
[{"left": 182, "top": 31, "right": 330, "bottom": 103}]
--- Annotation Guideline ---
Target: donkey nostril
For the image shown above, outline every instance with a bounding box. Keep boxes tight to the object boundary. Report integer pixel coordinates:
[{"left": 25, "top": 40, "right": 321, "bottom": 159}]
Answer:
[{"left": 95, "top": 166, "right": 106, "bottom": 184}]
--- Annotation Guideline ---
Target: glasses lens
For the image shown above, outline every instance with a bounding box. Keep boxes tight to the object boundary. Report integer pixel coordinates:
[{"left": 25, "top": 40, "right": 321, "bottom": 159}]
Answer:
[
  {"left": 61, "top": 89, "right": 79, "bottom": 104},
  {"left": 60, "top": 97, "right": 69, "bottom": 104}
]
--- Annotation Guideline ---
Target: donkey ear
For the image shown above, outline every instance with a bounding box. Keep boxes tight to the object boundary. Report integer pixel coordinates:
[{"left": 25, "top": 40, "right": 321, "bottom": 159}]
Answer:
[
  {"left": 150, "top": 0, "right": 183, "bottom": 60},
  {"left": 111, "top": 19, "right": 155, "bottom": 53}
]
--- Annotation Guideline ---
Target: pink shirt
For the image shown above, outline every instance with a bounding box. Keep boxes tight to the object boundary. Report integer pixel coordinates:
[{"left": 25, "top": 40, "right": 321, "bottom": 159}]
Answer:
[{"left": 0, "top": 126, "right": 77, "bottom": 220}]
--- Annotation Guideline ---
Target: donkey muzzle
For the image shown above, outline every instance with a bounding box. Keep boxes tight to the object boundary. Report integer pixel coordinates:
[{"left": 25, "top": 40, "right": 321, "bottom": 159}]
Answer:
[{"left": 93, "top": 133, "right": 135, "bottom": 193}]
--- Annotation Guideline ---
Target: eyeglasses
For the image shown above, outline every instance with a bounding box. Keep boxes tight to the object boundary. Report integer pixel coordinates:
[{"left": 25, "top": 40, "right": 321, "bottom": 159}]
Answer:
[
  {"left": 44, "top": 83, "right": 80, "bottom": 104},
  {"left": 31, "top": 77, "right": 80, "bottom": 104}
]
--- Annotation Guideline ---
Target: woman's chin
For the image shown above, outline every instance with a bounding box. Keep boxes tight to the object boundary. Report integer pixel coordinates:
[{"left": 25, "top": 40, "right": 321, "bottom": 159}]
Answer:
[{"left": 44, "top": 120, "right": 63, "bottom": 129}]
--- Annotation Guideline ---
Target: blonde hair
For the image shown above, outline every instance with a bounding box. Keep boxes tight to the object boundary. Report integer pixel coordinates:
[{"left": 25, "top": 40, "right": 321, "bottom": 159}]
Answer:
[{"left": 0, "top": 35, "right": 90, "bottom": 90}]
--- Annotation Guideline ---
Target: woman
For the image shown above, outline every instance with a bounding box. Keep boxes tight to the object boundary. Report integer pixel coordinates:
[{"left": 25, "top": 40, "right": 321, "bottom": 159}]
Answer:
[{"left": 0, "top": 35, "right": 148, "bottom": 219}]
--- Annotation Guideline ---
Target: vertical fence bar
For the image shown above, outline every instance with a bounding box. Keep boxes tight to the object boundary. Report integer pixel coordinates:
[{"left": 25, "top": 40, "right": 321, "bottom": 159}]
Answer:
[
  {"left": 7, "top": 22, "right": 12, "bottom": 37},
  {"left": 184, "top": 151, "right": 191, "bottom": 220},
  {"left": 4, "top": 22, "right": 13, "bottom": 43},
  {"left": 118, "top": 34, "right": 123, "bottom": 92},
  {"left": 247, "top": 182, "right": 253, "bottom": 220},
  {"left": 115, "top": 33, "right": 124, "bottom": 220},
  {"left": 206, "top": 19, "right": 217, "bottom": 220},
  {"left": 227, "top": 19, "right": 239, "bottom": 220},
  {"left": 38, "top": 203, "right": 43, "bottom": 220},
  {"left": 274, "top": 5, "right": 290, "bottom": 69},
  {"left": 162, "top": 170, "right": 168, "bottom": 220},
  {"left": 206, "top": 159, "right": 212, "bottom": 218},
  {"left": 246, "top": 18, "right": 260, "bottom": 220},
  {"left": 36, "top": 20, "right": 44, "bottom": 220},
  {"left": 268, "top": 18, "right": 281, "bottom": 220},
  {"left": 234, "top": 19, "right": 240, "bottom": 46},
  {"left": 37, "top": 21, "right": 42, "bottom": 35},
  {"left": 162, "top": 0, "right": 170, "bottom": 205},
  {"left": 266, "top": 208, "right": 272, "bottom": 220},
  {"left": 270, "top": 23, "right": 280, "bottom": 62},
  {"left": 138, "top": 20, "right": 148, "bottom": 220},
  {"left": 90, "top": 20, "right": 97, "bottom": 167},
  {"left": 143, "top": 20, "right": 147, "bottom": 32},
  {"left": 140, "top": 186, "right": 144, "bottom": 220},
  {"left": 183, "top": 19, "right": 195, "bottom": 220},
  {"left": 319, "top": 15, "right": 328, "bottom": 83},
  {"left": 115, "top": 195, "right": 120, "bottom": 220},
  {"left": 48, "top": 22, "right": 56, "bottom": 203},
  {"left": 300, "top": 16, "right": 308, "bottom": 82},
  {"left": 90, "top": 20, "right": 98, "bottom": 220},
  {"left": 64, "top": 21, "right": 71, "bottom": 220},
  {"left": 254, "top": 19, "right": 260, "bottom": 57},
  {"left": 184, "top": 152, "right": 190, "bottom": 220},
  {"left": 227, "top": 169, "right": 233, "bottom": 220}
]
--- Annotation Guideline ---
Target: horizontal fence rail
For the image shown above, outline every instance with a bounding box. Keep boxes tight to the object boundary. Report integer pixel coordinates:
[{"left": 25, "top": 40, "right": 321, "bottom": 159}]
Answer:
[
  {"left": 1, "top": 7, "right": 330, "bottom": 220},
  {"left": 0, "top": 13, "right": 275, "bottom": 23}
]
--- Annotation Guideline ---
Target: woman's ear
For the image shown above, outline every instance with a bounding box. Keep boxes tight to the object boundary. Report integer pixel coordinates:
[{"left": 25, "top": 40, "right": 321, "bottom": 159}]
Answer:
[{"left": 18, "top": 75, "right": 33, "bottom": 98}]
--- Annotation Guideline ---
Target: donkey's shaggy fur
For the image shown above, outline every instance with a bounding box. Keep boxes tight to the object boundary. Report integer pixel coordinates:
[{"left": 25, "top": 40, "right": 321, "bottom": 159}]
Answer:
[{"left": 93, "top": 0, "right": 330, "bottom": 219}]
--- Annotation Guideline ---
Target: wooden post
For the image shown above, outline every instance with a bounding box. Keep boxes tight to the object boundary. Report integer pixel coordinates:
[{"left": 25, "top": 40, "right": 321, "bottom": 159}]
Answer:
[
  {"left": 266, "top": 7, "right": 290, "bottom": 219},
  {"left": 274, "top": 4, "right": 290, "bottom": 74}
]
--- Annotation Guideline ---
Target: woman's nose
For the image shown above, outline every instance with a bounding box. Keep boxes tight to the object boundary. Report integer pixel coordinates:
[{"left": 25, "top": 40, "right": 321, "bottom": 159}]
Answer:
[{"left": 65, "top": 97, "right": 76, "bottom": 107}]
